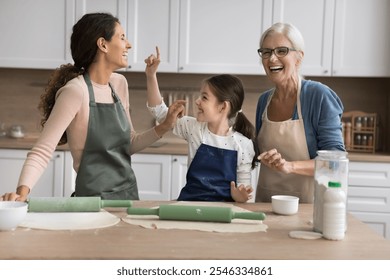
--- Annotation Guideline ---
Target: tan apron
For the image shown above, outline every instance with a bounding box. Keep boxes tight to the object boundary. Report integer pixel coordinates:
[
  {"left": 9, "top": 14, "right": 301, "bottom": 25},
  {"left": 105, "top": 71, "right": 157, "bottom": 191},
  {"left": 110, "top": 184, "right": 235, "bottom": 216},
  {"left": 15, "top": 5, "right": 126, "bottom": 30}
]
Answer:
[{"left": 256, "top": 80, "right": 314, "bottom": 203}]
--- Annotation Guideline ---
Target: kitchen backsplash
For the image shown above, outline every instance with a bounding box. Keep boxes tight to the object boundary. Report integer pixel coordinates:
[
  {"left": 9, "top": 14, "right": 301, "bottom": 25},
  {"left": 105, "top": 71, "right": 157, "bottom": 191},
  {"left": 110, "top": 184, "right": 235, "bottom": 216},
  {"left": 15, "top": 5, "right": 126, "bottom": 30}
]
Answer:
[{"left": 0, "top": 68, "right": 389, "bottom": 152}]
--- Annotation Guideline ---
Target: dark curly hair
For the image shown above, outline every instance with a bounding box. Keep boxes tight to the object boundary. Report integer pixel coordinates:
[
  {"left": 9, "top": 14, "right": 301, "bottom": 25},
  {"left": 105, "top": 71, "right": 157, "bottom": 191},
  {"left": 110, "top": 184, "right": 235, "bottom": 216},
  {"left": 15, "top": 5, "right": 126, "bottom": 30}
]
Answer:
[{"left": 39, "top": 13, "right": 120, "bottom": 145}]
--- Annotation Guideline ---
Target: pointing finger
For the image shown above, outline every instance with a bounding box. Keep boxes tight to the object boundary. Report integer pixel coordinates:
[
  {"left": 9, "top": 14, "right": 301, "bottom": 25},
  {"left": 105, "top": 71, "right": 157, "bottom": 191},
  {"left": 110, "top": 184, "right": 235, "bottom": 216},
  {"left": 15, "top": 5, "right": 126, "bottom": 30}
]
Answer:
[{"left": 156, "top": 46, "right": 160, "bottom": 60}]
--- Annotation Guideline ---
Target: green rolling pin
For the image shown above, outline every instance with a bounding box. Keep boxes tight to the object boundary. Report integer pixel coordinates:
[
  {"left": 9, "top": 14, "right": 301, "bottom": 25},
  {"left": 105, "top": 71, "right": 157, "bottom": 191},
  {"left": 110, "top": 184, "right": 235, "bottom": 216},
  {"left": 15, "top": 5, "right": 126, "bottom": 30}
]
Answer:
[
  {"left": 28, "top": 197, "right": 132, "bottom": 212},
  {"left": 127, "top": 204, "right": 266, "bottom": 223}
]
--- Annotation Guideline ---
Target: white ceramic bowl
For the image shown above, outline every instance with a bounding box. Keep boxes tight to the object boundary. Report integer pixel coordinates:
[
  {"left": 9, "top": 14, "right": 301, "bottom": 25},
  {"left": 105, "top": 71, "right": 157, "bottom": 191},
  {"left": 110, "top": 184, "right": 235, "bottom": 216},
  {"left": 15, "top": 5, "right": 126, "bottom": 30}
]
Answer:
[
  {"left": 271, "top": 195, "right": 299, "bottom": 215},
  {"left": 0, "top": 201, "right": 28, "bottom": 231}
]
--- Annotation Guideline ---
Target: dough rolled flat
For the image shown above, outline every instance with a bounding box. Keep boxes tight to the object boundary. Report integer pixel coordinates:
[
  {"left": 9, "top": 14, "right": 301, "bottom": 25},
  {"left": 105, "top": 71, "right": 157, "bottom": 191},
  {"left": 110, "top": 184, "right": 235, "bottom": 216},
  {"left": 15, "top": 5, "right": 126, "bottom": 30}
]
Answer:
[
  {"left": 19, "top": 210, "right": 120, "bottom": 230},
  {"left": 289, "top": 231, "right": 323, "bottom": 240}
]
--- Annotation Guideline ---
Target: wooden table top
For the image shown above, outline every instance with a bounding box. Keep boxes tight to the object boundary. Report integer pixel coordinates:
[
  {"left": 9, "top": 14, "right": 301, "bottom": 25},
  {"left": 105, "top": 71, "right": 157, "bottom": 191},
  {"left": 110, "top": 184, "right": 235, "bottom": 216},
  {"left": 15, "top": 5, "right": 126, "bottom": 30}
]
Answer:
[{"left": 1, "top": 201, "right": 389, "bottom": 260}]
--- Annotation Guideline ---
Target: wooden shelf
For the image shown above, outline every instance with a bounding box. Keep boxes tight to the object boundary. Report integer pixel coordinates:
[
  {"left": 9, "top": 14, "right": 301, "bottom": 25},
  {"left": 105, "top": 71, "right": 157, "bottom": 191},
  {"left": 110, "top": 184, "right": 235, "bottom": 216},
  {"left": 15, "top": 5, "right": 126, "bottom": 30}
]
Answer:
[{"left": 342, "top": 111, "right": 376, "bottom": 153}]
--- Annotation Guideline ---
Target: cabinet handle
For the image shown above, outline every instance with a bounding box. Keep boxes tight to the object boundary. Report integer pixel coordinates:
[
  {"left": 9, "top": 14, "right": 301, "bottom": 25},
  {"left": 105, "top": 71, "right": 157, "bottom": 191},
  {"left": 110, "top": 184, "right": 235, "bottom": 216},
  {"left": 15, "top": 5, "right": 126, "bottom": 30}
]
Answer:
[
  {"left": 128, "top": 65, "right": 132, "bottom": 69},
  {"left": 323, "top": 69, "right": 329, "bottom": 74},
  {"left": 179, "top": 67, "right": 184, "bottom": 71},
  {"left": 173, "top": 158, "right": 178, "bottom": 162}
]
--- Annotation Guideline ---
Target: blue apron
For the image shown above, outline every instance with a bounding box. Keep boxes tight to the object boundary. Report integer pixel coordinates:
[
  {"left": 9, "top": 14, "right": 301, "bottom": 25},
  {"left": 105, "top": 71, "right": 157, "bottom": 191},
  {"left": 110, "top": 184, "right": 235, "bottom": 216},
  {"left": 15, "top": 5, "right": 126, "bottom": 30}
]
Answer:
[
  {"left": 177, "top": 143, "right": 237, "bottom": 201},
  {"left": 74, "top": 73, "right": 139, "bottom": 200}
]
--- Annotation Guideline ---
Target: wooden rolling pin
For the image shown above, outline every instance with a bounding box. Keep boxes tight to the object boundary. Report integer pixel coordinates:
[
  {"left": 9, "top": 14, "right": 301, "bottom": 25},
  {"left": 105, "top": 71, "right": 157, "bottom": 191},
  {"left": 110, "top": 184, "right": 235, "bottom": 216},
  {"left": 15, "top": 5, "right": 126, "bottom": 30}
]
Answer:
[
  {"left": 127, "top": 204, "right": 266, "bottom": 223},
  {"left": 28, "top": 197, "right": 132, "bottom": 212}
]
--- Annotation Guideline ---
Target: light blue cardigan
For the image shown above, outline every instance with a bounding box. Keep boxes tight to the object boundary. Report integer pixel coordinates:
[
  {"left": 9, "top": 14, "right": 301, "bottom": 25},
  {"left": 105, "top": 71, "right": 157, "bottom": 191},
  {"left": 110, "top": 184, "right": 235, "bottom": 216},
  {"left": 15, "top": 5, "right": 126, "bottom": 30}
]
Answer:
[{"left": 255, "top": 79, "right": 346, "bottom": 159}]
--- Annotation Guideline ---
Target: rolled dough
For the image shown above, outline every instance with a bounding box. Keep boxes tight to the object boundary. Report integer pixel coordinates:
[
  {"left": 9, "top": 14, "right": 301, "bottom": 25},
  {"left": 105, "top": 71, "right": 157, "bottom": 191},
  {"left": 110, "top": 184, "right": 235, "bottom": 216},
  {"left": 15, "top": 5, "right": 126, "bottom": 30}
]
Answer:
[
  {"left": 19, "top": 210, "right": 120, "bottom": 230},
  {"left": 289, "top": 231, "right": 323, "bottom": 240},
  {"left": 122, "top": 202, "right": 268, "bottom": 233}
]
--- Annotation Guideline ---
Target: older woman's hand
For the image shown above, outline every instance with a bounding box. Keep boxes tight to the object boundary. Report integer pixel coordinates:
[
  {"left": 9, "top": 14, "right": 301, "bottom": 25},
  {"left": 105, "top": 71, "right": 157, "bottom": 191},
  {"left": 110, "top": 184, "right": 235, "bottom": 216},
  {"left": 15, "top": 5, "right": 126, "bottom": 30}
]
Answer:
[{"left": 258, "top": 149, "right": 292, "bottom": 174}]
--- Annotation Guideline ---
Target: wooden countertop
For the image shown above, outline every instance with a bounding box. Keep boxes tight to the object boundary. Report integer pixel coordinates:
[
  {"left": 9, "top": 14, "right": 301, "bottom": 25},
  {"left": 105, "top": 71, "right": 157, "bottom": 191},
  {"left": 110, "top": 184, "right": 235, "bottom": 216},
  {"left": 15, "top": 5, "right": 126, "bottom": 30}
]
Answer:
[
  {"left": 1, "top": 134, "right": 389, "bottom": 162},
  {"left": 1, "top": 201, "right": 389, "bottom": 260}
]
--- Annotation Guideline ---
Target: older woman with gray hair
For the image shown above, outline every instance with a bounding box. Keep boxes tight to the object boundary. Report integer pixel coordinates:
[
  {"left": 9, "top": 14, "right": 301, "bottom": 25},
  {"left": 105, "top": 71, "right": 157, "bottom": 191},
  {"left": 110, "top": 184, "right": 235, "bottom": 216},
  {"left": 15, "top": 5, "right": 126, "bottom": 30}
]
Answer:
[{"left": 255, "top": 22, "right": 345, "bottom": 203}]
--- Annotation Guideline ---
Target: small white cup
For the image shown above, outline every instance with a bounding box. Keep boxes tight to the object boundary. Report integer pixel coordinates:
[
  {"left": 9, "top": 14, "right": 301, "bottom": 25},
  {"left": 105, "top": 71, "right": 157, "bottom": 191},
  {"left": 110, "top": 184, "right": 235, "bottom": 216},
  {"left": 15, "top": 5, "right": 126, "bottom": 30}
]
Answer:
[
  {"left": 271, "top": 195, "right": 299, "bottom": 215},
  {"left": 0, "top": 201, "right": 28, "bottom": 231}
]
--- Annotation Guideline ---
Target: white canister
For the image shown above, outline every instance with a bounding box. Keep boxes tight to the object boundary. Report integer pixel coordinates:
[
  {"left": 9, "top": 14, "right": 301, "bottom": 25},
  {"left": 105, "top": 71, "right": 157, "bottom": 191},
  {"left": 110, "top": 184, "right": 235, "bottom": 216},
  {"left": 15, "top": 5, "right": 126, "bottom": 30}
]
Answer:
[{"left": 313, "top": 150, "right": 348, "bottom": 233}]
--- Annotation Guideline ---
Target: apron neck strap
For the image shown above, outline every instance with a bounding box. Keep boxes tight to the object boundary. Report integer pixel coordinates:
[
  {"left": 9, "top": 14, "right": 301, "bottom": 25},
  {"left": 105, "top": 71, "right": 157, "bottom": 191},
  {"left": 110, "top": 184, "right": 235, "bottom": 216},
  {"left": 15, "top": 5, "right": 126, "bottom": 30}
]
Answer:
[
  {"left": 83, "top": 73, "right": 119, "bottom": 103},
  {"left": 263, "top": 76, "right": 303, "bottom": 120}
]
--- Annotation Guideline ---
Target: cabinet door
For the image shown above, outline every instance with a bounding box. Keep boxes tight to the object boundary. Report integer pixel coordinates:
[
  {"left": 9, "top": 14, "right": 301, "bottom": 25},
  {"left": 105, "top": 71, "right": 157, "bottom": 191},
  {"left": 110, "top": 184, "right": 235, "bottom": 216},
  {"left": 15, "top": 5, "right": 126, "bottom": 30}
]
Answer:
[
  {"left": 271, "top": 0, "right": 335, "bottom": 76},
  {"left": 171, "top": 155, "right": 188, "bottom": 200},
  {"left": 74, "top": 0, "right": 127, "bottom": 21},
  {"left": 63, "top": 151, "right": 76, "bottom": 197},
  {"left": 332, "top": 0, "right": 390, "bottom": 76},
  {"left": 126, "top": 0, "right": 180, "bottom": 72},
  {"left": 348, "top": 162, "right": 390, "bottom": 212},
  {"left": 179, "top": 0, "right": 266, "bottom": 74},
  {"left": 0, "top": 0, "right": 74, "bottom": 69},
  {"left": 249, "top": 165, "right": 260, "bottom": 202},
  {"left": 131, "top": 154, "right": 172, "bottom": 200},
  {"left": 0, "top": 149, "right": 65, "bottom": 197},
  {"left": 348, "top": 161, "right": 390, "bottom": 239}
]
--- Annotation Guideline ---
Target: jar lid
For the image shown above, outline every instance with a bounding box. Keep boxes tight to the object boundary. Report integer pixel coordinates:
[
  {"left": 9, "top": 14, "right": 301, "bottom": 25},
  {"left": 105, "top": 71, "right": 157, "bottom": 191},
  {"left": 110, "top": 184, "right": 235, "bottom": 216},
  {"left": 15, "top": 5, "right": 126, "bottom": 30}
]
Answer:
[
  {"left": 328, "top": 181, "right": 341, "bottom": 188},
  {"left": 316, "top": 150, "right": 348, "bottom": 159}
]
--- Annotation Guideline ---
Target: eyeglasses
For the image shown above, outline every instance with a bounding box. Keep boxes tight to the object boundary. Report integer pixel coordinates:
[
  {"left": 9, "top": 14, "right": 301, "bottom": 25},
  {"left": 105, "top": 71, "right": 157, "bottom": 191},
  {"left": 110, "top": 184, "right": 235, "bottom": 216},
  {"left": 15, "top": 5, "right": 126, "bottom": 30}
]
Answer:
[{"left": 257, "top": 47, "right": 296, "bottom": 59}]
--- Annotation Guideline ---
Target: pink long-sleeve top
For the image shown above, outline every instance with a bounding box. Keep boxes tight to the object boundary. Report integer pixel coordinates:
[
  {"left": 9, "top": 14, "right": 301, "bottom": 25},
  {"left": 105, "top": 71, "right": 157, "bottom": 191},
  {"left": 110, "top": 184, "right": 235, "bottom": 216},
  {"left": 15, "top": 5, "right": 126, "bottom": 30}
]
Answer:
[{"left": 18, "top": 73, "right": 159, "bottom": 191}]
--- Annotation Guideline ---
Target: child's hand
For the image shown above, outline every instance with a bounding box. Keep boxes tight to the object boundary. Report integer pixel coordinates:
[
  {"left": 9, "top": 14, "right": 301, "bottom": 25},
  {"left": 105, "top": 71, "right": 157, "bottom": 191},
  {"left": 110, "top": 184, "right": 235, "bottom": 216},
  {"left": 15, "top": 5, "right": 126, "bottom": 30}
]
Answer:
[
  {"left": 154, "top": 100, "right": 186, "bottom": 137},
  {"left": 230, "top": 181, "right": 253, "bottom": 203},
  {"left": 144, "top": 46, "right": 161, "bottom": 76}
]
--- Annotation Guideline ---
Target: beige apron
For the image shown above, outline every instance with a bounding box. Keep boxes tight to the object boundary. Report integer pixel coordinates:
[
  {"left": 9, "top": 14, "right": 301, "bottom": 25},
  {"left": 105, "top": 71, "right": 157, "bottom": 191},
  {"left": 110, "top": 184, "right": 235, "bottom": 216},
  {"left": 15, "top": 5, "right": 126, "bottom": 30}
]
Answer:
[{"left": 256, "top": 80, "right": 314, "bottom": 203}]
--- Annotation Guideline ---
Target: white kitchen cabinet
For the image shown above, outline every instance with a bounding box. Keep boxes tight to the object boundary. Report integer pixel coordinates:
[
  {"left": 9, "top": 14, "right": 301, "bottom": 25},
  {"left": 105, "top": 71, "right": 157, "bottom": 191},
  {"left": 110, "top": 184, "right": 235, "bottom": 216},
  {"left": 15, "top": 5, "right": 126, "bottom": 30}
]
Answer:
[
  {"left": 131, "top": 153, "right": 188, "bottom": 200},
  {"left": 0, "top": 149, "right": 75, "bottom": 197},
  {"left": 0, "top": 0, "right": 74, "bottom": 69},
  {"left": 126, "top": 0, "right": 267, "bottom": 74},
  {"left": 170, "top": 155, "right": 188, "bottom": 200},
  {"left": 176, "top": 0, "right": 266, "bottom": 74},
  {"left": 126, "top": 0, "right": 180, "bottom": 72},
  {"left": 347, "top": 161, "right": 390, "bottom": 239},
  {"left": 2, "top": 0, "right": 389, "bottom": 76},
  {"left": 332, "top": 0, "right": 390, "bottom": 77},
  {"left": 131, "top": 153, "right": 173, "bottom": 200},
  {"left": 271, "top": 0, "right": 390, "bottom": 77}
]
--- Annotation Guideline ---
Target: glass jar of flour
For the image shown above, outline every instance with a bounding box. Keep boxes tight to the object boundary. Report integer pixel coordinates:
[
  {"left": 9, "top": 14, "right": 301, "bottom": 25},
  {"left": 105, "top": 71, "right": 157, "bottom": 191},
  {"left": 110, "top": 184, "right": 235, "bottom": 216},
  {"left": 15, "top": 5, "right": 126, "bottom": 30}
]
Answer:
[{"left": 313, "top": 150, "right": 349, "bottom": 233}]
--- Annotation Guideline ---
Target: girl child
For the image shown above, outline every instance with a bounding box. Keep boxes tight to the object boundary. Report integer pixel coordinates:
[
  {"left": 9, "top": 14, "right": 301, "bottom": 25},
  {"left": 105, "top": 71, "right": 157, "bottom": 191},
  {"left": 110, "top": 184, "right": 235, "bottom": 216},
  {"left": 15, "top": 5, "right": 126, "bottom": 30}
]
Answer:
[{"left": 145, "top": 47, "right": 256, "bottom": 202}]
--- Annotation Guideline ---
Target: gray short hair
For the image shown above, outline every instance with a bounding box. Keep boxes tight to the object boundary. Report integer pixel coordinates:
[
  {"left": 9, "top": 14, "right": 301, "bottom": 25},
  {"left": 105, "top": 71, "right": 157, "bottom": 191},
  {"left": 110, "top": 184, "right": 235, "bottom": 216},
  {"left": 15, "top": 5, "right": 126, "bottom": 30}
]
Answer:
[{"left": 259, "top": 22, "right": 305, "bottom": 52}]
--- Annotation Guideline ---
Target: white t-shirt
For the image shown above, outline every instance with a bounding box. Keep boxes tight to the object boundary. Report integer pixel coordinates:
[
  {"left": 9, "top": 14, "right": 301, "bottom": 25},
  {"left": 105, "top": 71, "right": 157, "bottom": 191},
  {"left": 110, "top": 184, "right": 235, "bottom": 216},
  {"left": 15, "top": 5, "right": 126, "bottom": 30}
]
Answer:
[{"left": 148, "top": 101, "right": 255, "bottom": 186}]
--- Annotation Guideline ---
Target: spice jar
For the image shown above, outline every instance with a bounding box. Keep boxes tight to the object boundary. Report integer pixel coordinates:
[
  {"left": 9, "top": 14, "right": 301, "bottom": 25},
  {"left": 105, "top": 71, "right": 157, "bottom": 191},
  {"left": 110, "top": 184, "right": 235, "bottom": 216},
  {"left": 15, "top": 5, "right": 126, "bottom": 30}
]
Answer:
[
  {"left": 354, "top": 134, "right": 361, "bottom": 146},
  {"left": 362, "top": 117, "right": 368, "bottom": 128},
  {"left": 355, "top": 117, "right": 362, "bottom": 131},
  {"left": 344, "top": 122, "right": 352, "bottom": 149},
  {"left": 361, "top": 135, "right": 367, "bottom": 147}
]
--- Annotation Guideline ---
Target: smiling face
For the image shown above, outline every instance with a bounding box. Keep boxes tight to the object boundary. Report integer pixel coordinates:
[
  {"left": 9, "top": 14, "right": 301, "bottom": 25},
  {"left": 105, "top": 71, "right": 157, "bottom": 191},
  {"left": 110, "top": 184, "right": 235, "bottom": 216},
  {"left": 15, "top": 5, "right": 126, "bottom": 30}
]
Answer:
[
  {"left": 261, "top": 32, "right": 302, "bottom": 85},
  {"left": 104, "top": 22, "right": 132, "bottom": 70},
  {"left": 195, "top": 83, "right": 226, "bottom": 124}
]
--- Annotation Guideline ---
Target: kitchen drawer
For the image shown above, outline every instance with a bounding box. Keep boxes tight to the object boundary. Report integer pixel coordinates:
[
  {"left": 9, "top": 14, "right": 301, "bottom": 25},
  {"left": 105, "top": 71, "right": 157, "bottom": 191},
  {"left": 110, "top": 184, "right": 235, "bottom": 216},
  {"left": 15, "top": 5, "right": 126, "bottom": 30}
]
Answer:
[
  {"left": 349, "top": 211, "right": 390, "bottom": 239},
  {"left": 347, "top": 186, "right": 390, "bottom": 213},
  {"left": 348, "top": 162, "right": 390, "bottom": 187}
]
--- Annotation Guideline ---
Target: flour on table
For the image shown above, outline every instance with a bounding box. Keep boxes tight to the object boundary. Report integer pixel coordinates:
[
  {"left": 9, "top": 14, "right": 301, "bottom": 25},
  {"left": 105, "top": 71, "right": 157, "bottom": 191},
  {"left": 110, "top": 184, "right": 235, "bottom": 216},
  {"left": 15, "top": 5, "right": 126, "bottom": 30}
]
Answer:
[
  {"left": 20, "top": 210, "right": 120, "bottom": 230},
  {"left": 122, "top": 201, "right": 268, "bottom": 233}
]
